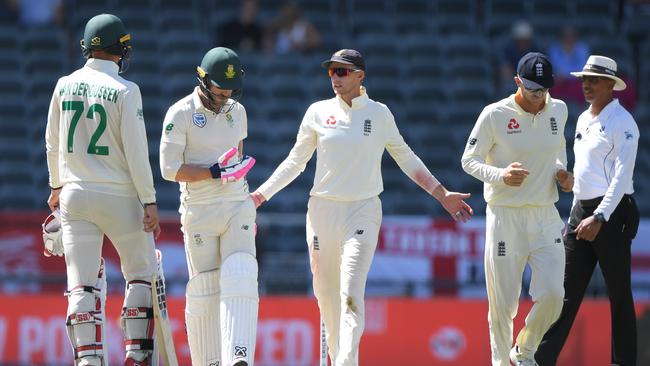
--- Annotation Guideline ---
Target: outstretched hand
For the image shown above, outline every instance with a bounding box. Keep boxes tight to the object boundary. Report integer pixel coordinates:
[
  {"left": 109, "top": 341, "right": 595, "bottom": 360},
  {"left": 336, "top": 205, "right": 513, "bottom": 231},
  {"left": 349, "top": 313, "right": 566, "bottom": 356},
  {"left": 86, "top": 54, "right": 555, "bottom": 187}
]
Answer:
[{"left": 433, "top": 185, "right": 473, "bottom": 222}]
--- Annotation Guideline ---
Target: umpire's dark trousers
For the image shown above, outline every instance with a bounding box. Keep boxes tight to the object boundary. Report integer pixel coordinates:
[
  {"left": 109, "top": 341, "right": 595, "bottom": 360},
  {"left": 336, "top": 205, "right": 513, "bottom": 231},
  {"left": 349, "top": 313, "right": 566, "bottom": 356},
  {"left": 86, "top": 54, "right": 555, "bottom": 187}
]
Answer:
[{"left": 536, "top": 195, "right": 640, "bottom": 366}]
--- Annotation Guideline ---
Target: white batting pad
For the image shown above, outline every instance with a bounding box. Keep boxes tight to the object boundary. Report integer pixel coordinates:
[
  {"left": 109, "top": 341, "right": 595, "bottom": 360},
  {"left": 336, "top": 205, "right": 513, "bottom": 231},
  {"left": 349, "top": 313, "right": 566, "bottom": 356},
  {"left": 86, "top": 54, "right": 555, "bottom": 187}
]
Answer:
[
  {"left": 65, "top": 259, "right": 107, "bottom": 366},
  {"left": 186, "top": 270, "right": 221, "bottom": 366},
  {"left": 121, "top": 280, "right": 154, "bottom": 363},
  {"left": 221, "top": 252, "right": 259, "bottom": 366}
]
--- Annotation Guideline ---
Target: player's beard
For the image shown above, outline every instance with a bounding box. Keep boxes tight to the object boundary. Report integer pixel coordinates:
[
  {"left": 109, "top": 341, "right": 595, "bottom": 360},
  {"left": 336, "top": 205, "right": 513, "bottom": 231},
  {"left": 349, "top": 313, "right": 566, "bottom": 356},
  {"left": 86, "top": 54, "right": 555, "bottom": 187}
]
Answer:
[{"left": 198, "top": 89, "right": 227, "bottom": 114}]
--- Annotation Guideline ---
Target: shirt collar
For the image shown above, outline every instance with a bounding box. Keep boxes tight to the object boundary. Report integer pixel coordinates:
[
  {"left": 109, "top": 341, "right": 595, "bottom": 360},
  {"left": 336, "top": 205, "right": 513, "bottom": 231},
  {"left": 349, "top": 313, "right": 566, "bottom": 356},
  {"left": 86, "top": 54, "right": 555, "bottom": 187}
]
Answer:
[
  {"left": 589, "top": 98, "right": 619, "bottom": 121},
  {"left": 509, "top": 92, "right": 552, "bottom": 115},
  {"left": 84, "top": 58, "right": 119, "bottom": 75},
  {"left": 336, "top": 86, "right": 369, "bottom": 110}
]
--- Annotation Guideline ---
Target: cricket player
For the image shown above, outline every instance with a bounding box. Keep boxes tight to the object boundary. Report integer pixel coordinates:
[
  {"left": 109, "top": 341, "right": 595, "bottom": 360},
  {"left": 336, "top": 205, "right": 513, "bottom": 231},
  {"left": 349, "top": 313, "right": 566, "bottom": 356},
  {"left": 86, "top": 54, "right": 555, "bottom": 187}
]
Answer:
[
  {"left": 250, "top": 49, "right": 473, "bottom": 366},
  {"left": 159, "top": 47, "right": 257, "bottom": 366},
  {"left": 461, "top": 52, "right": 572, "bottom": 366},
  {"left": 45, "top": 14, "right": 161, "bottom": 366}
]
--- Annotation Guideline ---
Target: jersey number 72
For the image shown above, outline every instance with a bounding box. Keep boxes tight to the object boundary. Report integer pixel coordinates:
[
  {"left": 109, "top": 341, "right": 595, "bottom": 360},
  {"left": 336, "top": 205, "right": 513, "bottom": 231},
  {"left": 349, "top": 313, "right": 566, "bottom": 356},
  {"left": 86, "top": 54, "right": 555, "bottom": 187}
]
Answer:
[{"left": 62, "top": 100, "right": 109, "bottom": 156}]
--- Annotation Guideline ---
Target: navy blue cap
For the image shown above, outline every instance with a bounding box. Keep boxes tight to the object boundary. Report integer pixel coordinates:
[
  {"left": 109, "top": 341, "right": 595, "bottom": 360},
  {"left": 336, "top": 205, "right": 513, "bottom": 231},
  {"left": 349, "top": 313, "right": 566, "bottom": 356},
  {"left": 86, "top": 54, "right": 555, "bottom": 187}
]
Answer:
[
  {"left": 321, "top": 49, "right": 365, "bottom": 71},
  {"left": 517, "top": 52, "right": 554, "bottom": 89}
]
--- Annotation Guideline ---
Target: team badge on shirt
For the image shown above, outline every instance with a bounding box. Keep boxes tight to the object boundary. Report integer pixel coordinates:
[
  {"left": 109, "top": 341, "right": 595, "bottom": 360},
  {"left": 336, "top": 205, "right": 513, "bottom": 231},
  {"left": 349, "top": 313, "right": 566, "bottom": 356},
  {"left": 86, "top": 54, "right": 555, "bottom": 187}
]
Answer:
[
  {"left": 624, "top": 130, "right": 634, "bottom": 140},
  {"left": 550, "top": 117, "right": 558, "bottom": 135},
  {"left": 225, "top": 112, "right": 234, "bottom": 128},
  {"left": 363, "top": 119, "right": 372, "bottom": 136},
  {"left": 192, "top": 113, "right": 206, "bottom": 128}
]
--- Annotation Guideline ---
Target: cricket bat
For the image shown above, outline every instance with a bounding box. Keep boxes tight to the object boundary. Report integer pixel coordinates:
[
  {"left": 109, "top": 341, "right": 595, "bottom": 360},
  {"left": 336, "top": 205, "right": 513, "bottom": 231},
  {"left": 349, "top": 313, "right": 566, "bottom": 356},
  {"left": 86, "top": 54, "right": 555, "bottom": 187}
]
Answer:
[{"left": 152, "top": 249, "right": 179, "bottom": 366}]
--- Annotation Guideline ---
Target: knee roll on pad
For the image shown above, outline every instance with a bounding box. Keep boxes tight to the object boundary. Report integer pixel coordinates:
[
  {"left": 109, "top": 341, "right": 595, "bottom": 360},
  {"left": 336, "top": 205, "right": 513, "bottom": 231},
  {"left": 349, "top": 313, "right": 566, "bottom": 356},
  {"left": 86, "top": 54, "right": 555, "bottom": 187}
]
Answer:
[
  {"left": 186, "top": 270, "right": 221, "bottom": 366},
  {"left": 121, "top": 280, "right": 154, "bottom": 363},
  {"left": 221, "top": 252, "right": 258, "bottom": 300},
  {"left": 221, "top": 252, "right": 259, "bottom": 365}
]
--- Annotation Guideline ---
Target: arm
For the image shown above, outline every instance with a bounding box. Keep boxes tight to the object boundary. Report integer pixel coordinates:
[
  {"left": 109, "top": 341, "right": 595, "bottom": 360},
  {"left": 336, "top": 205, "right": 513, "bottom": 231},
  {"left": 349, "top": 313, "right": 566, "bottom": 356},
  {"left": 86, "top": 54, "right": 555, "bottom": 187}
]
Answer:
[
  {"left": 384, "top": 111, "right": 473, "bottom": 221},
  {"left": 254, "top": 108, "right": 317, "bottom": 204},
  {"left": 121, "top": 85, "right": 156, "bottom": 204},
  {"left": 595, "top": 123, "right": 639, "bottom": 221},
  {"left": 460, "top": 108, "right": 506, "bottom": 184},
  {"left": 45, "top": 81, "right": 61, "bottom": 211},
  {"left": 555, "top": 105, "right": 573, "bottom": 192}
]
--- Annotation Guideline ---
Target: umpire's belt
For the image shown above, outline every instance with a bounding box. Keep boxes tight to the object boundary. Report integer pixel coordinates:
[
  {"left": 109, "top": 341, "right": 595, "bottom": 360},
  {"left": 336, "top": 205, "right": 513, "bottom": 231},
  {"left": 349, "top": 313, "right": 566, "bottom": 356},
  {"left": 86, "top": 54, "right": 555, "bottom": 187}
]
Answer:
[{"left": 578, "top": 194, "right": 632, "bottom": 207}]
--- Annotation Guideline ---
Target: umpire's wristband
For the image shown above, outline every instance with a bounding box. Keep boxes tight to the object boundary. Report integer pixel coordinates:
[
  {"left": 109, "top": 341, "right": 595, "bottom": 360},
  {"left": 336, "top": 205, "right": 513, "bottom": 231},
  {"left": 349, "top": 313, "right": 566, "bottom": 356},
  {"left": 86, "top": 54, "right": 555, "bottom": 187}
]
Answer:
[{"left": 209, "top": 164, "right": 222, "bottom": 179}]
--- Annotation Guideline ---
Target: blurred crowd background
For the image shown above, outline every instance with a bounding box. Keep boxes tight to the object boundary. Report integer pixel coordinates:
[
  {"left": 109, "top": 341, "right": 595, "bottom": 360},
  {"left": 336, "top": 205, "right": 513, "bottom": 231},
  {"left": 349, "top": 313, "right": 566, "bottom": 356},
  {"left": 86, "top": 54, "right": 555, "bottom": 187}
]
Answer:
[{"left": 1, "top": 0, "right": 649, "bottom": 295}]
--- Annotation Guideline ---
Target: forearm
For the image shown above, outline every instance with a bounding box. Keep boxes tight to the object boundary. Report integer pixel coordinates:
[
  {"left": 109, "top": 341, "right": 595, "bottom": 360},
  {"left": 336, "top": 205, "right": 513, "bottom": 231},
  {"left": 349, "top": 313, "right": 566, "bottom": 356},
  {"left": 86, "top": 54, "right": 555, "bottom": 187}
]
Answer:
[
  {"left": 461, "top": 156, "right": 505, "bottom": 184},
  {"left": 174, "top": 164, "right": 212, "bottom": 183}
]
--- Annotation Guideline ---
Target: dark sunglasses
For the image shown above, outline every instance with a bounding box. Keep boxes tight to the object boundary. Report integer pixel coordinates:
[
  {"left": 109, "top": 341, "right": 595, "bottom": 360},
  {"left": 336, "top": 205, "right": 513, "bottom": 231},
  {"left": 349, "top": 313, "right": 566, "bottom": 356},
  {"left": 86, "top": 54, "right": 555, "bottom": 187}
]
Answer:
[
  {"left": 328, "top": 67, "right": 360, "bottom": 77},
  {"left": 579, "top": 75, "right": 608, "bottom": 83},
  {"left": 523, "top": 85, "right": 549, "bottom": 94}
]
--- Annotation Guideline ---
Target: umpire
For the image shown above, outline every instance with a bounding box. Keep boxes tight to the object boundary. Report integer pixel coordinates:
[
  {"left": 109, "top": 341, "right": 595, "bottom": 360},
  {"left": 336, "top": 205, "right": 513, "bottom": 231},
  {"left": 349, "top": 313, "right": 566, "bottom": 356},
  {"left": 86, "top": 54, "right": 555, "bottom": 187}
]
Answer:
[{"left": 536, "top": 55, "right": 640, "bottom": 365}]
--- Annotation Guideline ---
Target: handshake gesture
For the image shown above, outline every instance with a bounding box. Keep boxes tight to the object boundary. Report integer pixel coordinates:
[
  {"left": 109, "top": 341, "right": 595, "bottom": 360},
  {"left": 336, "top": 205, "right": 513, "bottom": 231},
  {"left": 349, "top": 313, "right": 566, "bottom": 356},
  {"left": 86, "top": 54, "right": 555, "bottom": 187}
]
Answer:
[{"left": 209, "top": 147, "right": 256, "bottom": 183}]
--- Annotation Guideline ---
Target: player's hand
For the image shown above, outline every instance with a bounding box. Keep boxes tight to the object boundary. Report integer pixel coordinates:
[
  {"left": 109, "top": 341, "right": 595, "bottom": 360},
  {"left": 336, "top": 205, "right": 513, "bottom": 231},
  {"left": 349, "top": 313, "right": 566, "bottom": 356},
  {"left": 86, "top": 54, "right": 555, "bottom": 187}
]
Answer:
[
  {"left": 555, "top": 169, "right": 574, "bottom": 192},
  {"left": 433, "top": 185, "right": 473, "bottom": 222},
  {"left": 47, "top": 188, "right": 61, "bottom": 212},
  {"left": 575, "top": 215, "right": 602, "bottom": 242},
  {"left": 143, "top": 204, "right": 161, "bottom": 240},
  {"left": 502, "top": 162, "right": 530, "bottom": 186},
  {"left": 250, "top": 191, "right": 266, "bottom": 208}
]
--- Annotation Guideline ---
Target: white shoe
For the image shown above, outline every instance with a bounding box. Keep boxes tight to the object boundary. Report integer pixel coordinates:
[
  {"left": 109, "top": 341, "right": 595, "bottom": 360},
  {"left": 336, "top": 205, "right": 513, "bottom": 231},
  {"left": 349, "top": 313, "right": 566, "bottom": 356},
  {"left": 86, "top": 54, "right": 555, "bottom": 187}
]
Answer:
[{"left": 509, "top": 345, "right": 538, "bottom": 366}]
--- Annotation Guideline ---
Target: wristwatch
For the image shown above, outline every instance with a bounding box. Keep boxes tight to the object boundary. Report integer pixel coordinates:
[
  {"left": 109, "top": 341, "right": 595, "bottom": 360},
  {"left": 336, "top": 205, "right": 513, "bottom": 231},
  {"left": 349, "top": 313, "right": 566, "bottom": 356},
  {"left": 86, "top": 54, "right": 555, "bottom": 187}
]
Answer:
[{"left": 593, "top": 212, "right": 606, "bottom": 223}]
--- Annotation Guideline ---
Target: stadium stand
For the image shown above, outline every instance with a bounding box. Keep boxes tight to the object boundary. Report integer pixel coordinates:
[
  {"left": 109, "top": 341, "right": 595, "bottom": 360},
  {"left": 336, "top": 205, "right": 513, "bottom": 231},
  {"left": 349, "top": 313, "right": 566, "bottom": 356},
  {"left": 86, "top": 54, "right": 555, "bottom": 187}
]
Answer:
[{"left": 1, "top": 0, "right": 647, "bottom": 293}]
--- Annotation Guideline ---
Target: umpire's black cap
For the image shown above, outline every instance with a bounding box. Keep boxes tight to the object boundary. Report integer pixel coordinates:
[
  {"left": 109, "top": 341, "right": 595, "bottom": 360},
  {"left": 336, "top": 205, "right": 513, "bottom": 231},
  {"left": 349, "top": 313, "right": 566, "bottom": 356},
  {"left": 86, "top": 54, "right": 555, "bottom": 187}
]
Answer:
[
  {"left": 517, "top": 52, "right": 554, "bottom": 89},
  {"left": 321, "top": 49, "right": 366, "bottom": 71}
]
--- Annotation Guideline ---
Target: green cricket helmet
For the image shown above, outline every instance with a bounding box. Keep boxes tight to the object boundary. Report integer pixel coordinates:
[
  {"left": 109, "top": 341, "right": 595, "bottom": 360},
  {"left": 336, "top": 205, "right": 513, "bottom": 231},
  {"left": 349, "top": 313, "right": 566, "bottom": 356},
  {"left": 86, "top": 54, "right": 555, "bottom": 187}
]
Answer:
[
  {"left": 80, "top": 14, "right": 131, "bottom": 72},
  {"left": 196, "top": 47, "right": 244, "bottom": 113}
]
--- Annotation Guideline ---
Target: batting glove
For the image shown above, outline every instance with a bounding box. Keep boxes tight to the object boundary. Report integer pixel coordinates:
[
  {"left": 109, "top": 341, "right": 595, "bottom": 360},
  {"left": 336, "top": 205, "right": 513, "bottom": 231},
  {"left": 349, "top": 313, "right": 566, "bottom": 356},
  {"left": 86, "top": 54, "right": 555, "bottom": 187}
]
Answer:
[{"left": 42, "top": 210, "right": 64, "bottom": 257}]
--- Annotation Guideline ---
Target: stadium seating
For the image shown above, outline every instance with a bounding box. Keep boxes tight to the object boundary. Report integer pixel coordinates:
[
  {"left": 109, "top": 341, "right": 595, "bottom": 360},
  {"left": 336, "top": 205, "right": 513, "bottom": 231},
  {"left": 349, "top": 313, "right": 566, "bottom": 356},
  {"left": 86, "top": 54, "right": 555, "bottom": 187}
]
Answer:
[{"left": 1, "top": 0, "right": 648, "bottom": 293}]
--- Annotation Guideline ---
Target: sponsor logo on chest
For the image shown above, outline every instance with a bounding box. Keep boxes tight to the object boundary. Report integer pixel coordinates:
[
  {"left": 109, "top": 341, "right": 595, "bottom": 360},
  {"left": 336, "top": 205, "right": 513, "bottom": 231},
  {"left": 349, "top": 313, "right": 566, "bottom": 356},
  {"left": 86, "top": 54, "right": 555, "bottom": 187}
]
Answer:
[
  {"left": 192, "top": 113, "right": 206, "bottom": 128},
  {"left": 506, "top": 118, "right": 521, "bottom": 134},
  {"left": 325, "top": 115, "right": 337, "bottom": 128}
]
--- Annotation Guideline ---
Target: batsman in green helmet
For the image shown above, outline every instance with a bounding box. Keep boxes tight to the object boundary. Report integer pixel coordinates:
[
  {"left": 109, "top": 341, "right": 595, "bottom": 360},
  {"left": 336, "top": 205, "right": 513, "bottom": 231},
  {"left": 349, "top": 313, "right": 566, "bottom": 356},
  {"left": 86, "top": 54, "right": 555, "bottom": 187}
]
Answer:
[
  {"left": 45, "top": 13, "right": 174, "bottom": 366},
  {"left": 80, "top": 13, "right": 132, "bottom": 73},
  {"left": 159, "top": 47, "right": 258, "bottom": 366},
  {"left": 196, "top": 47, "right": 245, "bottom": 114}
]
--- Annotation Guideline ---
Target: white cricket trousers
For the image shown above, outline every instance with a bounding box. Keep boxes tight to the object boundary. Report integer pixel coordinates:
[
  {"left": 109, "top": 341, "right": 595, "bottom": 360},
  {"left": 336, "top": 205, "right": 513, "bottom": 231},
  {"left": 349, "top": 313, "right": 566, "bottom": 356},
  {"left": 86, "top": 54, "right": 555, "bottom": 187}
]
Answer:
[
  {"left": 306, "top": 196, "right": 382, "bottom": 366},
  {"left": 180, "top": 198, "right": 257, "bottom": 275},
  {"left": 60, "top": 184, "right": 157, "bottom": 288},
  {"left": 485, "top": 204, "right": 565, "bottom": 366}
]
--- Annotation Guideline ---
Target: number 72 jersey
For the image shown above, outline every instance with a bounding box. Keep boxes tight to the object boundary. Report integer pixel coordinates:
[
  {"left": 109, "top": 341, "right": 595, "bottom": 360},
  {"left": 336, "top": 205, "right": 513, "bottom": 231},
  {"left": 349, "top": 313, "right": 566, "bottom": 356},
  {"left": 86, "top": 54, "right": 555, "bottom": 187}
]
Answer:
[{"left": 45, "top": 59, "right": 156, "bottom": 204}]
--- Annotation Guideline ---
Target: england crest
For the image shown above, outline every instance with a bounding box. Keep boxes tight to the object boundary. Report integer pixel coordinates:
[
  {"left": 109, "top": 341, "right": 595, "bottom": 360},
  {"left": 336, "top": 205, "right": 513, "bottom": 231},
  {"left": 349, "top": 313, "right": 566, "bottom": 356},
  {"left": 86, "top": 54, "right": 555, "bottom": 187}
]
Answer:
[{"left": 192, "top": 113, "right": 206, "bottom": 128}]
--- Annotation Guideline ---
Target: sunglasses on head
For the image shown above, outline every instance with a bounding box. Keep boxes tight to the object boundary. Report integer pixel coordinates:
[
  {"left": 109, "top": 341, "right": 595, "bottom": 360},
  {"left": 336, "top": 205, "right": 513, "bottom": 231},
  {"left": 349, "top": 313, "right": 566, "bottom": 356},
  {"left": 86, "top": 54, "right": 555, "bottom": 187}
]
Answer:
[{"left": 328, "top": 67, "right": 360, "bottom": 77}]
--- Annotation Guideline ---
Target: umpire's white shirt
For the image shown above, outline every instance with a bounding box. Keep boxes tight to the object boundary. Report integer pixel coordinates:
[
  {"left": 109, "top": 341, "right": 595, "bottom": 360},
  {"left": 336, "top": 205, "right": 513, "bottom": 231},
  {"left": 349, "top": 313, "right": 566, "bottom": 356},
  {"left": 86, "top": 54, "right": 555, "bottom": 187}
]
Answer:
[
  {"left": 160, "top": 88, "right": 249, "bottom": 206},
  {"left": 257, "top": 87, "right": 436, "bottom": 201},
  {"left": 45, "top": 58, "right": 156, "bottom": 203},
  {"left": 572, "top": 99, "right": 638, "bottom": 220},
  {"left": 461, "top": 93, "right": 568, "bottom": 207}
]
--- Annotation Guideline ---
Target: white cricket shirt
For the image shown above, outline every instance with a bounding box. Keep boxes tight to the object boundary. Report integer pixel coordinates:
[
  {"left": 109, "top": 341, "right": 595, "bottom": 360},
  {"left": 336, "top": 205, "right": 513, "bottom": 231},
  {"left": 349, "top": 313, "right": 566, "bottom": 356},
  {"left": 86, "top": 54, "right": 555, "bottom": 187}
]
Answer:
[
  {"left": 461, "top": 93, "right": 568, "bottom": 207},
  {"left": 257, "top": 87, "right": 438, "bottom": 202},
  {"left": 572, "top": 99, "right": 638, "bottom": 220},
  {"left": 160, "top": 88, "right": 249, "bottom": 206},
  {"left": 45, "top": 59, "right": 156, "bottom": 203}
]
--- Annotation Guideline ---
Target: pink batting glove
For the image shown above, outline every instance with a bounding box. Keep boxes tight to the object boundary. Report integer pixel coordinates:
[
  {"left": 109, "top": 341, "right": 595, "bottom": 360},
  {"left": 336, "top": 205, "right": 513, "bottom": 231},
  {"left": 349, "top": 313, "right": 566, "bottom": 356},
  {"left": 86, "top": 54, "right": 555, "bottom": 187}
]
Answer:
[
  {"left": 220, "top": 155, "right": 256, "bottom": 183},
  {"left": 218, "top": 147, "right": 238, "bottom": 167}
]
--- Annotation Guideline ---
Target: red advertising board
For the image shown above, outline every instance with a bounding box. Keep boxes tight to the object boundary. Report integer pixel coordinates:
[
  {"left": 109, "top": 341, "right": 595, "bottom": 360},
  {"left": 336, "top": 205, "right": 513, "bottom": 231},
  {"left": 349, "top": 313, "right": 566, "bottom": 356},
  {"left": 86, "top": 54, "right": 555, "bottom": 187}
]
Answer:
[{"left": 0, "top": 295, "right": 648, "bottom": 366}]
